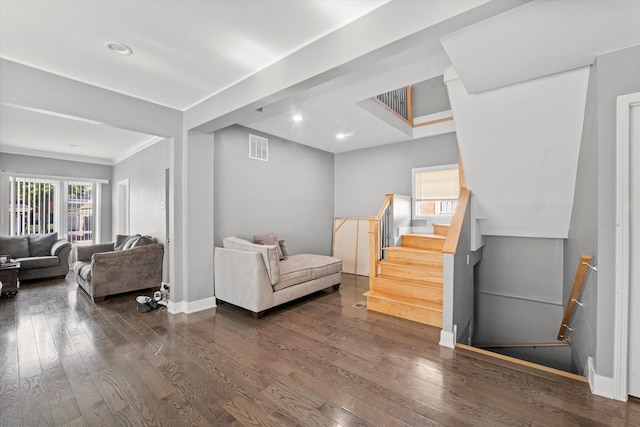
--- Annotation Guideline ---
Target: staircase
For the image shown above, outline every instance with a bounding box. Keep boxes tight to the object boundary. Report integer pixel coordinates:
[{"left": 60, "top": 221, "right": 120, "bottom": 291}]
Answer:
[{"left": 364, "top": 224, "right": 448, "bottom": 327}]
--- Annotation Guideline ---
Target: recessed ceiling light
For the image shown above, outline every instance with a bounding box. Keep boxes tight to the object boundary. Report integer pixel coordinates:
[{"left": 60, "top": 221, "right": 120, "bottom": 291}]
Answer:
[
  {"left": 292, "top": 114, "right": 303, "bottom": 122},
  {"left": 336, "top": 133, "right": 346, "bottom": 140},
  {"left": 105, "top": 42, "right": 133, "bottom": 55}
]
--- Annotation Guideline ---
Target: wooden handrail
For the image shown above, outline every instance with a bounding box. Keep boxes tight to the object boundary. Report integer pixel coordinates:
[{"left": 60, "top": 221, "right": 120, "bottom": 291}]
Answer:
[
  {"left": 369, "top": 194, "right": 394, "bottom": 278},
  {"left": 557, "top": 255, "right": 592, "bottom": 341},
  {"left": 442, "top": 187, "right": 470, "bottom": 254}
]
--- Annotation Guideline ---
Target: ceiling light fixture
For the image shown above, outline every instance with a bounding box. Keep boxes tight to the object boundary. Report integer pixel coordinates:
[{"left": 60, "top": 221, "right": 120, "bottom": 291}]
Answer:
[
  {"left": 292, "top": 114, "right": 303, "bottom": 122},
  {"left": 105, "top": 42, "right": 133, "bottom": 55},
  {"left": 336, "top": 133, "right": 346, "bottom": 140}
]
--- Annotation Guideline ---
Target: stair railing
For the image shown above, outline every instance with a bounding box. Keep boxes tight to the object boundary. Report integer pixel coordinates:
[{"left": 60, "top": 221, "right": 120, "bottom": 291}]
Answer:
[
  {"left": 557, "top": 254, "right": 593, "bottom": 341},
  {"left": 442, "top": 187, "right": 471, "bottom": 254},
  {"left": 374, "top": 86, "right": 413, "bottom": 125},
  {"left": 368, "top": 194, "right": 394, "bottom": 278}
]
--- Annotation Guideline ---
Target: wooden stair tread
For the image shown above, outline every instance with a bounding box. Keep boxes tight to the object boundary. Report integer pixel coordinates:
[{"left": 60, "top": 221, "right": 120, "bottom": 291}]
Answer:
[
  {"left": 376, "top": 275, "right": 442, "bottom": 289},
  {"left": 384, "top": 246, "right": 441, "bottom": 254},
  {"left": 402, "top": 233, "right": 446, "bottom": 240},
  {"left": 364, "top": 290, "right": 443, "bottom": 311}
]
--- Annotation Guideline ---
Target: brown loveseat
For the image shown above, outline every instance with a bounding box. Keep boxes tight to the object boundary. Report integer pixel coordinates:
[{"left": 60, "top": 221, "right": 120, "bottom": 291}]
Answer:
[{"left": 73, "top": 234, "right": 163, "bottom": 302}]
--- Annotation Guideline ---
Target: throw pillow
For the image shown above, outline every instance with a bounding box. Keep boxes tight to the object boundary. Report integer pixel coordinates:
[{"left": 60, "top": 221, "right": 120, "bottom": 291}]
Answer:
[
  {"left": 0, "top": 235, "right": 30, "bottom": 258},
  {"left": 254, "top": 232, "right": 283, "bottom": 260},
  {"left": 131, "top": 235, "right": 155, "bottom": 248},
  {"left": 115, "top": 234, "right": 140, "bottom": 251},
  {"left": 122, "top": 235, "right": 142, "bottom": 250},
  {"left": 28, "top": 232, "right": 58, "bottom": 256},
  {"left": 279, "top": 240, "right": 289, "bottom": 260}
]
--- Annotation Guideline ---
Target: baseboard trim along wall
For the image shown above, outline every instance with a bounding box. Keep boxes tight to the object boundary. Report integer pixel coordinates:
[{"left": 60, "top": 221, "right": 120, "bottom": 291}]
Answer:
[
  {"left": 168, "top": 297, "right": 217, "bottom": 315},
  {"left": 588, "top": 357, "right": 616, "bottom": 399},
  {"left": 439, "top": 324, "right": 457, "bottom": 348}
]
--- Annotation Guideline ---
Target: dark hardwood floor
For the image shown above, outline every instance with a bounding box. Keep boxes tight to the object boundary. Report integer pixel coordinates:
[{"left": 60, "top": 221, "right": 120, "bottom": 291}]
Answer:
[{"left": 1, "top": 273, "right": 639, "bottom": 426}]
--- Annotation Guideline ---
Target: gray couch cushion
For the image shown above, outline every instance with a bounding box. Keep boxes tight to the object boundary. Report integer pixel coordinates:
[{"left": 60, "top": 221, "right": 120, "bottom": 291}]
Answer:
[
  {"left": 28, "top": 232, "right": 58, "bottom": 256},
  {"left": 15, "top": 256, "right": 58, "bottom": 269},
  {"left": 115, "top": 234, "right": 141, "bottom": 251},
  {"left": 274, "top": 254, "right": 342, "bottom": 291},
  {"left": 223, "top": 236, "right": 280, "bottom": 285},
  {"left": 0, "top": 235, "right": 30, "bottom": 258}
]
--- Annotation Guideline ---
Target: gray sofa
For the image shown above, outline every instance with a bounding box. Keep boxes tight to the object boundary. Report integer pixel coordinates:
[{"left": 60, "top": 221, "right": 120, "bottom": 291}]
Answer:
[
  {"left": 0, "top": 233, "right": 72, "bottom": 281},
  {"left": 214, "top": 236, "right": 342, "bottom": 317},
  {"left": 73, "top": 234, "right": 163, "bottom": 302}
]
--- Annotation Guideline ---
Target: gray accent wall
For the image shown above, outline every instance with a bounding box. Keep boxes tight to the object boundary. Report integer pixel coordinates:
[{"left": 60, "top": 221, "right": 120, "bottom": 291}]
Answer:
[
  {"left": 334, "top": 133, "right": 458, "bottom": 218},
  {"left": 113, "top": 139, "right": 170, "bottom": 280},
  {"left": 412, "top": 76, "right": 451, "bottom": 117},
  {"left": 0, "top": 153, "right": 113, "bottom": 240},
  {"left": 594, "top": 45, "right": 640, "bottom": 378},
  {"left": 474, "top": 236, "right": 570, "bottom": 370},
  {"left": 564, "top": 63, "right": 598, "bottom": 376},
  {"left": 214, "top": 125, "right": 334, "bottom": 256}
]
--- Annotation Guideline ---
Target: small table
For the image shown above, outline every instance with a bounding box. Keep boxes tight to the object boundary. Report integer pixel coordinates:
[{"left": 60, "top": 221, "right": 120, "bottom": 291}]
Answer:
[{"left": 0, "top": 262, "right": 20, "bottom": 297}]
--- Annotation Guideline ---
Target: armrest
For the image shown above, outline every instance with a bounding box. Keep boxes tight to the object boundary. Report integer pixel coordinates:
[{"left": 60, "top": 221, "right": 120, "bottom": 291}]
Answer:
[
  {"left": 76, "top": 242, "right": 115, "bottom": 261},
  {"left": 50, "top": 238, "right": 71, "bottom": 256},
  {"left": 214, "top": 247, "right": 275, "bottom": 313}
]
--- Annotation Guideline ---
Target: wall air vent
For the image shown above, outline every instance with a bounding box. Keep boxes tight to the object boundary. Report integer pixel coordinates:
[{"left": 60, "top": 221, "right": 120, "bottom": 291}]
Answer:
[{"left": 249, "top": 134, "right": 268, "bottom": 161}]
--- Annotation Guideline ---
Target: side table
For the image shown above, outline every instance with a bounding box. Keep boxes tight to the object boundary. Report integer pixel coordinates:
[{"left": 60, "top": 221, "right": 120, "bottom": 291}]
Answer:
[{"left": 0, "top": 262, "right": 20, "bottom": 297}]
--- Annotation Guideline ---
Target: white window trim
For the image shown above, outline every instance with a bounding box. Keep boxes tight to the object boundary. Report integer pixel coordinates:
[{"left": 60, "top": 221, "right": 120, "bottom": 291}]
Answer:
[{"left": 411, "top": 163, "right": 459, "bottom": 221}]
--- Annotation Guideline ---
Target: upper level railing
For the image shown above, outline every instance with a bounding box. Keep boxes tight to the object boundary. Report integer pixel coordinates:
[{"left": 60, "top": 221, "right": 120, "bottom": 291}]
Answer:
[{"left": 375, "top": 86, "right": 412, "bottom": 125}]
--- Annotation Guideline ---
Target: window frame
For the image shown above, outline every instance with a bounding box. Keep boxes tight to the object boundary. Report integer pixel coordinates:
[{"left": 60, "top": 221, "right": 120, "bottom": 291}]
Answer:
[{"left": 411, "top": 164, "right": 460, "bottom": 220}]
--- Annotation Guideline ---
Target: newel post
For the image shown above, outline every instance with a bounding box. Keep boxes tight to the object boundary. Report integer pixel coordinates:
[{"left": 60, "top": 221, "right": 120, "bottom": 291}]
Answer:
[{"left": 368, "top": 217, "right": 379, "bottom": 278}]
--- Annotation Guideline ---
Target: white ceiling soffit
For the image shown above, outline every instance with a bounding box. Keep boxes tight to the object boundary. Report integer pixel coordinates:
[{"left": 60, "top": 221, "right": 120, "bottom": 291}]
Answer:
[
  {"left": 0, "top": 0, "right": 390, "bottom": 111},
  {"left": 440, "top": 0, "right": 640, "bottom": 94},
  {"left": 0, "top": 104, "right": 159, "bottom": 165}
]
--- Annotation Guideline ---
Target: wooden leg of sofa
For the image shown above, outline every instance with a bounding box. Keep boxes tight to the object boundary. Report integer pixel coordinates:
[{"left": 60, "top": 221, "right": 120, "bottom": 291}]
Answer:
[
  {"left": 332, "top": 284, "right": 341, "bottom": 291},
  {"left": 252, "top": 310, "right": 265, "bottom": 319},
  {"left": 93, "top": 296, "right": 106, "bottom": 303}
]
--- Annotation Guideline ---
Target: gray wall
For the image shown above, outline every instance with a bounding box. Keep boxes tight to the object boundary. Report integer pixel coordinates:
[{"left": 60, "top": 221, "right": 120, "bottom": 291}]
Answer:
[
  {"left": 564, "top": 63, "right": 598, "bottom": 375},
  {"left": 474, "top": 236, "right": 570, "bottom": 369},
  {"left": 334, "top": 133, "right": 458, "bottom": 218},
  {"left": 412, "top": 76, "right": 451, "bottom": 117},
  {"left": 0, "top": 153, "right": 113, "bottom": 240},
  {"left": 113, "top": 139, "right": 171, "bottom": 279},
  {"left": 214, "top": 125, "right": 334, "bottom": 256},
  {"left": 594, "top": 44, "right": 640, "bottom": 377}
]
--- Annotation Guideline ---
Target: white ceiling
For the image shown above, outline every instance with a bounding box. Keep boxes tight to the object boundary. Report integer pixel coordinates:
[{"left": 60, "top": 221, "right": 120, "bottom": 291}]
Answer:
[{"left": 1, "top": 0, "right": 639, "bottom": 164}]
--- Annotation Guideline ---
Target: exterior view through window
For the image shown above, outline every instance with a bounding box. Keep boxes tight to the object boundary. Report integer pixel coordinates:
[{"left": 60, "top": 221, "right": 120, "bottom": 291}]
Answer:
[
  {"left": 412, "top": 165, "right": 459, "bottom": 219},
  {"left": 7, "top": 176, "right": 98, "bottom": 245}
]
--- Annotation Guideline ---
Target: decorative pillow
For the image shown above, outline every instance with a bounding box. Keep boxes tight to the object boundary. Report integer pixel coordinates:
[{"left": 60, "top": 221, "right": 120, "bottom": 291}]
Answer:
[
  {"left": 122, "top": 235, "right": 142, "bottom": 250},
  {"left": 0, "top": 235, "right": 30, "bottom": 258},
  {"left": 254, "top": 232, "right": 283, "bottom": 260},
  {"left": 28, "top": 232, "right": 59, "bottom": 256},
  {"left": 131, "top": 235, "right": 156, "bottom": 248},
  {"left": 279, "top": 240, "right": 289, "bottom": 260},
  {"left": 115, "top": 234, "right": 140, "bottom": 251}
]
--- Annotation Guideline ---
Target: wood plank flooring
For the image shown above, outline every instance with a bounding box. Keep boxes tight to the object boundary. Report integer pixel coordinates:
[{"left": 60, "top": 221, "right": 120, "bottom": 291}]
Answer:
[{"left": 1, "top": 273, "right": 639, "bottom": 426}]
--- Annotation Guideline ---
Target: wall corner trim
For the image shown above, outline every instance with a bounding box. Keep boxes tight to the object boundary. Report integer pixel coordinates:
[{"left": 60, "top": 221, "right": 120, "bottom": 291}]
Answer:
[
  {"left": 439, "top": 324, "right": 457, "bottom": 348},
  {"left": 168, "top": 297, "right": 217, "bottom": 315},
  {"left": 588, "top": 357, "right": 618, "bottom": 400}
]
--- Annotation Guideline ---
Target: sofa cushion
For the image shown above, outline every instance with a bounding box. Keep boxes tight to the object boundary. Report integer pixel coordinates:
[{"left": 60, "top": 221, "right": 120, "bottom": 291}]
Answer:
[
  {"left": 223, "top": 236, "right": 280, "bottom": 285},
  {"left": 131, "top": 235, "right": 156, "bottom": 248},
  {"left": 278, "top": 240, "right": 289, "bottom": 260},
  {"left": 28, "top": 232, "right": 58, "bottom": 256},
  {"left": 274, "top": 254, "right": 342, "bottom": 291},
  {"left": 0, "top": 235, "right": 30, "bottom": 258},
  {"left": 15, "top": 256, "right": 58, "bottom": 269},
  {"left": 254, "top": 232, "right": 283, "bottom": 260},
  {"left": 73, "top": 261, "right": 92, "bottom": 281}
]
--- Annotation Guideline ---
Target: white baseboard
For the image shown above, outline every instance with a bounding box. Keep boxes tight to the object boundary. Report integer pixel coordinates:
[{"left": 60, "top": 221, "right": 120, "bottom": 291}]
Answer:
[
  {"left": 439, "top": 325, "right": 457, "bottom": 348},
  {"left": 167, "top": 296, "right": 217, "bottom": 314},
  {"left": 587, "top": 357, "right": 616, "bottom": 399}
]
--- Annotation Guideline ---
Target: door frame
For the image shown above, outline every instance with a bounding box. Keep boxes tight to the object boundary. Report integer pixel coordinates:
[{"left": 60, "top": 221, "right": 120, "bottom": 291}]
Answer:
[
  {"left": 614, "top": 91, "right": 640, "bottom": 401},
  {"left": 116, "top": 178, "right": 130, "bottom": 236}
]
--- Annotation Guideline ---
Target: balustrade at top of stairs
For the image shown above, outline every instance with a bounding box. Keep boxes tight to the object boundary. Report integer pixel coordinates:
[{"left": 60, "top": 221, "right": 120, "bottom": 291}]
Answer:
[{"left": 364, "top": 224, "right": 449, "bottom": 327}]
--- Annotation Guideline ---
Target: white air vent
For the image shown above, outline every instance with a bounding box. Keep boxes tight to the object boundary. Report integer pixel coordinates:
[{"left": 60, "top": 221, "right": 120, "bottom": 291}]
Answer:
[{"left": 249, "top": 134, "right": 268, "bottom": 161}]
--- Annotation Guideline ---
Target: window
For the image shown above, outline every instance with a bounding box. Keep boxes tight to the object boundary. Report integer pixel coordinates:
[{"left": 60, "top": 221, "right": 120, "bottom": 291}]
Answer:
[
  {"left": 412, "top": 164, "right": 459, "bottom": 219},
  {"left": 5, "top": 174, "right": 105, "bottom": 245}
]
